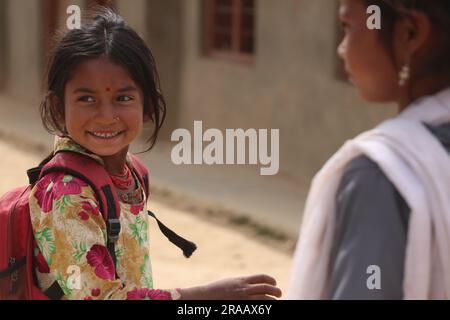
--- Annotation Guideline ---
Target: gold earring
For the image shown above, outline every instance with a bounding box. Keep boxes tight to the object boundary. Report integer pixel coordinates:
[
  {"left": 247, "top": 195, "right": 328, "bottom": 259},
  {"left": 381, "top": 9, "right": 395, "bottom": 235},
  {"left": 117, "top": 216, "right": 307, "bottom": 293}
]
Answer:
[{"left": 399, "top": 64, "right": 410, "bottom": 87}]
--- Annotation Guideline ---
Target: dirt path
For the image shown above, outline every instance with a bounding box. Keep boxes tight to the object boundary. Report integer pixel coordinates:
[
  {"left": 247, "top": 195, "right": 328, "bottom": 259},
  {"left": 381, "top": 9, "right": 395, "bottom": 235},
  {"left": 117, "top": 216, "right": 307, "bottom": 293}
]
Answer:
[{"left": 0, "top": 140, "right": 293, "bottom": 296}]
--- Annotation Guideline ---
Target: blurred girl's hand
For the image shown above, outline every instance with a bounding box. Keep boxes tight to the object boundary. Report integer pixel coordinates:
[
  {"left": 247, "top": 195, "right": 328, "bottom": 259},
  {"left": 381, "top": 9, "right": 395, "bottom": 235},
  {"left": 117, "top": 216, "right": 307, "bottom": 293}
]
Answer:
[{"left": 179, "top": 274, "right": 282, "bottom": 300}]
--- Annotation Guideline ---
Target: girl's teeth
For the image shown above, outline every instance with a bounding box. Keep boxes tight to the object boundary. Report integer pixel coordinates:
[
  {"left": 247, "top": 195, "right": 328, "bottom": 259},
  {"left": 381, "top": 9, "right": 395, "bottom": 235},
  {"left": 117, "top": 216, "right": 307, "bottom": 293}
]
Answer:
[{"left": 91, "top": 132, "right": 120, "bottom": 138}]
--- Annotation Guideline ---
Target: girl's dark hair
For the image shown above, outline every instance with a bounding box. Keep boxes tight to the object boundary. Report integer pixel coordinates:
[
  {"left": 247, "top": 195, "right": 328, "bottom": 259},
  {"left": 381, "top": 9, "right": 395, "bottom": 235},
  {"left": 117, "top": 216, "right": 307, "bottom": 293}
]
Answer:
[
  {"left": 363, "top": 0, "right": 450, "bottom": 77},
  {"left": 40, "top": 7, "right": 166, "bottom": 151}
]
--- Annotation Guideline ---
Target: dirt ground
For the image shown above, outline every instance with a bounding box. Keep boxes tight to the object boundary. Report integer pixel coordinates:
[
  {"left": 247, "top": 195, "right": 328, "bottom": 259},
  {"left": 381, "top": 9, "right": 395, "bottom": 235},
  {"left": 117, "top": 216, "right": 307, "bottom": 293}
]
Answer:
[{"left": 0, "top": 139, "right": 294, "bottom": 297}]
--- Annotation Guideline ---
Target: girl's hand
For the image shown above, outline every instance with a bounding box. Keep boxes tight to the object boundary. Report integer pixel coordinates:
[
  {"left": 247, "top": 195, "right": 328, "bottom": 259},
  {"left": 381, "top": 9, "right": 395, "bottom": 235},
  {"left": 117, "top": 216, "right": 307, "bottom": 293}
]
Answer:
[{"left": 179, "top": 274, "right": 282, "bottom": 300}]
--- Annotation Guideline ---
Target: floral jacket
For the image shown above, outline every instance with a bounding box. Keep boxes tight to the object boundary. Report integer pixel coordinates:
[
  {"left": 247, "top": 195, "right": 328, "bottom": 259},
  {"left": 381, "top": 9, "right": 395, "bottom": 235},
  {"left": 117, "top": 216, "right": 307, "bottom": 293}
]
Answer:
[{"left": 29, "top": 137, "right": 181, "bottom": 300}]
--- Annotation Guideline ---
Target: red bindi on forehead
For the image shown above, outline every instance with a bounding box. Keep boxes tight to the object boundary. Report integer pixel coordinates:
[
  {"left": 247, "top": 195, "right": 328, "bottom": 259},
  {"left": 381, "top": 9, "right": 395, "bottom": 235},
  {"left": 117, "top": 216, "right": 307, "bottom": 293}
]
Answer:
[{"left": 106, "top": 87, "right": 111, "bottom": 92}]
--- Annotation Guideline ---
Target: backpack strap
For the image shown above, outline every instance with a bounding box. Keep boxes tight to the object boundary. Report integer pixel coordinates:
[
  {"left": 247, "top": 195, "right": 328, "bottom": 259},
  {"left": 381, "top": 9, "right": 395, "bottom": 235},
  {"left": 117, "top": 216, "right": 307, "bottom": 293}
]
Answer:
[{"left": 147, "top": 210, "right": 197, "bottom": 258}]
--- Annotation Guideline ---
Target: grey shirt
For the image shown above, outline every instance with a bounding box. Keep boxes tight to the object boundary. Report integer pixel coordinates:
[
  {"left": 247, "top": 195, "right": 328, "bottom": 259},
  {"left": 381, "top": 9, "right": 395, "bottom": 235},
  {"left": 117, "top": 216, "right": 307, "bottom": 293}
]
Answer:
[{"left": 327, "top": 122, "right": 450, "bottom": 300}]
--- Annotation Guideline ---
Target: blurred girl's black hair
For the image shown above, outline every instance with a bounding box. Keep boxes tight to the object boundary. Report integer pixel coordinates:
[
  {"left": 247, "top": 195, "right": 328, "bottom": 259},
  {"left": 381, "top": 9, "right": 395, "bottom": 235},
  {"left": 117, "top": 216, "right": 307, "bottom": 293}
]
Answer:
[
  {"left": 40, "top": 7, "right": 166, "bottom": 152},
  {"left": 363, "top": 0, "right": 450, "bottom": 78}
]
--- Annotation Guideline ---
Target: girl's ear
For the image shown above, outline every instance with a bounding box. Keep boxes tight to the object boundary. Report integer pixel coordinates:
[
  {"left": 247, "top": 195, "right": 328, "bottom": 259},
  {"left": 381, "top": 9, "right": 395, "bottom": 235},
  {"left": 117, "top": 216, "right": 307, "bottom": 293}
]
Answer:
[{"left": 394, "top": 10, "right": 431, "bottom": 62}]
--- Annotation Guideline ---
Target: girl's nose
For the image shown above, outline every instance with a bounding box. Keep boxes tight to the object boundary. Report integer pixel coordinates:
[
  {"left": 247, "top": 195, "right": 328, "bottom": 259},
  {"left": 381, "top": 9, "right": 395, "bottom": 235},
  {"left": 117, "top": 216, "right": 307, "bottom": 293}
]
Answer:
[
  {"left": 95, "top": 103, "right": 118, "bottom": 125},
  {"left": 337, "top": 39, "right": 347, "bottom": 60}
]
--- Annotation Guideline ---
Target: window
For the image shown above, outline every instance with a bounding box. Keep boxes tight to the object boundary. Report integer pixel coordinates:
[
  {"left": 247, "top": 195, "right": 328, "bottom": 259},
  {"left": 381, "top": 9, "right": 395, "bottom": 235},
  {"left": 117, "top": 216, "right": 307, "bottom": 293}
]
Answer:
[{"left": 204, "top": 0, "right": 256, "bottom": 62}]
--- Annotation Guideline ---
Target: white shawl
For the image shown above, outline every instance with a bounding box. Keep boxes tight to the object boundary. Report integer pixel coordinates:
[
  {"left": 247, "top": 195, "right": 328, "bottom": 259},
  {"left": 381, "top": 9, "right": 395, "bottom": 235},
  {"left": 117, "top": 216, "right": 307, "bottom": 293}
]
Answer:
[{"left": 287, "top": 88, "right": 450, "bottom": 299}]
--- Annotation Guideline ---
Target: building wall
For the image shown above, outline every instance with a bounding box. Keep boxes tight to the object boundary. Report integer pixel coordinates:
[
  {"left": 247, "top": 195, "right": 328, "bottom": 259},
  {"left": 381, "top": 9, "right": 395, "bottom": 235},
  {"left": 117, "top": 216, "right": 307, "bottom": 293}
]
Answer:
[
  {"left": 116, "top": 0, "right": 148, "bottom": 38},
  {"left": 4, "top": 0, "right": 43, "bottom": 102},
  {"left": 0, "top": 0, "right": 7, "bottom": 90},
  {"left": 178, "top": 0, "right": 395, "bottom": 182},
  {"left": 145, "top": 0, "right": 184, "bottom": 138}
]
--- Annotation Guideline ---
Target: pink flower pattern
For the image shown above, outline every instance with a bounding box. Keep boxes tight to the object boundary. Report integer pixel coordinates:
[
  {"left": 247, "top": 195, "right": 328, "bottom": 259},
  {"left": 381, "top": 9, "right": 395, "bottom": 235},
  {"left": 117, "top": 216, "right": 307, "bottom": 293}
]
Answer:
[
  {"left": 91, "top": 288, "right": 101, "bottom": 297},
  {"left": 52, "top": 175, "right": 87, "bottom": 197},
  {"left": 81, "top": 201, "right": 100, "bottom": 216},
  {"left": 127, "top": 288, "right": 172, "bottom": 300},
  {"left": 34, "top": 174, "right": 60, "bottom": 213},
  {"left": 77, "top": 200, "right": 101, "bottom": 220},
  {"left": 34, "top": 173, "right": 88, "bottom": 213},
  {"left": 86, "top": 245, "right": 116, "bottom": 280},
  {"left": 78, "top": 211, "right": 90, "bottom": 220},
  {"left": 130, "top": 203, "right": 144, "bottom": 216}
]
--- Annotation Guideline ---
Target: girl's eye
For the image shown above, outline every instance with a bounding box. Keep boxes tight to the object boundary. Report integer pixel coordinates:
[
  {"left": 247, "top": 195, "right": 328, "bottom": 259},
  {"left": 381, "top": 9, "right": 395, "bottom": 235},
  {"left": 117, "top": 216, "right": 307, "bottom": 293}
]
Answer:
[
  {"left": 117, "top": 95, "right": 134, "bottom": 102},
  {"left": 78, "top": 96, "right": 95, "bottom": 103}
]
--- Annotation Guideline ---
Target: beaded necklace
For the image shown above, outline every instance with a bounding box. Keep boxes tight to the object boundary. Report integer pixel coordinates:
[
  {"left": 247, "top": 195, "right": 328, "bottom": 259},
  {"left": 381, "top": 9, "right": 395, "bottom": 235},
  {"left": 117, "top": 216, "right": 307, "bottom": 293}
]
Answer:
[
  {"left": 109, "top": 165, "right": 142, "bottom": 203},
  {"left": 109, "top": 165, "right": 133, "bottom": 190}
]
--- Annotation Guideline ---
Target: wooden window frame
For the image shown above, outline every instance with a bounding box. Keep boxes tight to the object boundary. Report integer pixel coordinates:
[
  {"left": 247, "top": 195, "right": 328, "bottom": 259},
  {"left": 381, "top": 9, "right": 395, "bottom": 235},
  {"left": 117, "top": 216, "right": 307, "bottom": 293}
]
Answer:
[{"left": 204, "top": 0, "right": 256, "bottom": 64}]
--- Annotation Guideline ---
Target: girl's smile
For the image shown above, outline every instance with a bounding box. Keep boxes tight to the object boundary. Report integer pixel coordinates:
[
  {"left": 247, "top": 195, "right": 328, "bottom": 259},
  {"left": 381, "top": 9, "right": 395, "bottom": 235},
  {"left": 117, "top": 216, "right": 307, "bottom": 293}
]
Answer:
[
  {"left": 88, "top": 131, "right": 122, "bottom": 138},
  {"left": 87, "top": 130, "right": 125, "bottom": 140}
]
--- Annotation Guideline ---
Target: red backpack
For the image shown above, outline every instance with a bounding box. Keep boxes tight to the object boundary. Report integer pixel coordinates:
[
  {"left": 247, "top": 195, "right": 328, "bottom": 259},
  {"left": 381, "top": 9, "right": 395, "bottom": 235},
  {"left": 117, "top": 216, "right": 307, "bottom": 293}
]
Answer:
[{"left": 0, "top": 151, "right": 196, "bottom": 300}]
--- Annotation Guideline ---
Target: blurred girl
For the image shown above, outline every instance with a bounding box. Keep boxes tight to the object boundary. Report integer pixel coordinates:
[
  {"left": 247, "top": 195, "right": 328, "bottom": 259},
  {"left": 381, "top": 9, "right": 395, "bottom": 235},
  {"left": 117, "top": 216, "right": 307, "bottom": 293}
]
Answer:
[{"left": 288, "top": 0, "right": 450, "bottom": 299}]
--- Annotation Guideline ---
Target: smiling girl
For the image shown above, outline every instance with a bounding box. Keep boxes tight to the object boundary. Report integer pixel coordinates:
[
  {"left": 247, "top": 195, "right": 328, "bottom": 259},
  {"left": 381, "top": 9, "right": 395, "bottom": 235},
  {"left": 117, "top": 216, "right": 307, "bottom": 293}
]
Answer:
[
  {"left": 288, "top": 0, "right": 450, "bottom": 299},
  {"left": 30, "top": 8, "right": 282, "bottom": 300}
]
